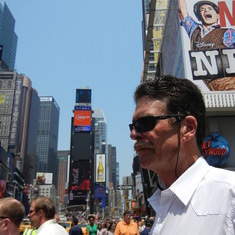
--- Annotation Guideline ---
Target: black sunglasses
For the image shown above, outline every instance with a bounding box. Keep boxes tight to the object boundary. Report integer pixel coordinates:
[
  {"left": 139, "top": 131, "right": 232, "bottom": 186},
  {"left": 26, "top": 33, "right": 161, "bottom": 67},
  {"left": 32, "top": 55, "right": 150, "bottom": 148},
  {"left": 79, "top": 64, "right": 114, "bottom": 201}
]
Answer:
[
  {"left": 129, "top": 114, "right": 185, "bottom": 133},
  {"left": 0, "top": 216, "right": 8, "bottom": 219}
]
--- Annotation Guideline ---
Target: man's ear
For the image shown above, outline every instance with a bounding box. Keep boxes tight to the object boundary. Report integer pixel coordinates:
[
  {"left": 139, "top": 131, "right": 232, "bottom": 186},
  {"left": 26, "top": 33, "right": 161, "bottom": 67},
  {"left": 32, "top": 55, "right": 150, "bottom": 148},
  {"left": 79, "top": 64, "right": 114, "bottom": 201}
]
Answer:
[
  {"left": 2, "top": 218, "right": 10, "bottom": 230},
  {"left": 181, "top": 115, "right": 197, "bottom": 142}
]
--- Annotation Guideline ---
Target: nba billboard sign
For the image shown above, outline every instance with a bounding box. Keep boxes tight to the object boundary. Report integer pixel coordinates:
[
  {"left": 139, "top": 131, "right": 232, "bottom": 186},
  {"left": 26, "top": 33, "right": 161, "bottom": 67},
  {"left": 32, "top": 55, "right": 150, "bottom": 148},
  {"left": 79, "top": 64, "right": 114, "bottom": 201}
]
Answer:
[{"left": 178, "top": 0, "right": 235, "bottom": 91}]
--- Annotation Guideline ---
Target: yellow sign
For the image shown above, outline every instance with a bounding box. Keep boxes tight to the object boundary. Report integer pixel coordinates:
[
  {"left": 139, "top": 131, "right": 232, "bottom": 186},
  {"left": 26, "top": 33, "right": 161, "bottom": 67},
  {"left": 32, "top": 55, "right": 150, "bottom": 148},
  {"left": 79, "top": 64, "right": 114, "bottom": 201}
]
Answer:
[{"left": 0, "top": 95, "right": 5, "bottom": 104}]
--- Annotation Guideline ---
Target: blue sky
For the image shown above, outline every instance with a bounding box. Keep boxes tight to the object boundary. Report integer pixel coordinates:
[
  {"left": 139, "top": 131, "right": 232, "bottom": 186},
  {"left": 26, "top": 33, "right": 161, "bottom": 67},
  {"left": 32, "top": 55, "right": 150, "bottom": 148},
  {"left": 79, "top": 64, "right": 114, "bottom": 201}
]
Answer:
[{"left": 6, "top": 0, "right": 143, "bottom": 181}]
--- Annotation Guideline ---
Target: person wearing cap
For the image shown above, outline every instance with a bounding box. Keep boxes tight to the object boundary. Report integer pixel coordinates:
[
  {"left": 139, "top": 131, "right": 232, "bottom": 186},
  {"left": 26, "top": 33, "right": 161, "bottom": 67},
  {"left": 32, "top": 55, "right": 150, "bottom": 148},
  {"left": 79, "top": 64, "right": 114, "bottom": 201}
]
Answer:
[
  {"left": 69, "top": 218, "right": 83, "bottom": 235},
  {"left": 178, "top": 0, "right": 235, "bottom": 50},
  {"left": 86, "top": 215, "right": 97, "bottom": 235},
  {"left": 115, "top": 210, "right": 139, "bottom": 235},
  {"left": 178, "top": 0, "right": 235, "bottom": 90}
]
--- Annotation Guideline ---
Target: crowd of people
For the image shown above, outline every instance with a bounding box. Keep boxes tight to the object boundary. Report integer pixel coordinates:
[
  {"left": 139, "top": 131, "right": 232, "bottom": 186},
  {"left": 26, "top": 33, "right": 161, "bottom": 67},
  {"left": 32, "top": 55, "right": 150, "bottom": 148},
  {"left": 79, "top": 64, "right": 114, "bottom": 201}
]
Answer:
[
  {"left": 2, "top": 74, "right": 235, "bottom": 234},
  {"left": 0, "top": 195, "right": 153, "bottom": 235},
  {"left": 69, "top": 210, "right": 153, "bottom": 235}
]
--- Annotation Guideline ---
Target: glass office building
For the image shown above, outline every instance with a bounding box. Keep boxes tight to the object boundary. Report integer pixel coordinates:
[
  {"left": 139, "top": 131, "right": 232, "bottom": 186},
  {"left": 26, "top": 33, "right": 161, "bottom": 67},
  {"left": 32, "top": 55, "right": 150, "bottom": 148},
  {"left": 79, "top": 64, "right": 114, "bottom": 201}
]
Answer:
[
  {"left": 35, "top": 97, "right": 60, "bottom": 186},
  {"left": 0, "top": 0, "right": 17, "bottom": 70}
]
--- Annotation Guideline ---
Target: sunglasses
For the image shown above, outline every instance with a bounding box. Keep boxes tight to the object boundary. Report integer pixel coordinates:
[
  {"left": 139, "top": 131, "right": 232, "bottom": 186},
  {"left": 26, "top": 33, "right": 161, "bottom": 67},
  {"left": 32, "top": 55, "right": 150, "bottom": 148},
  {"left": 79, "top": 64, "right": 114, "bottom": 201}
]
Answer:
[
  {"left": 28, "top": 210, "right": 36, "bottom": 214},
  {"left": 129, "top": 114, "right": 185, "bottom": 133}
]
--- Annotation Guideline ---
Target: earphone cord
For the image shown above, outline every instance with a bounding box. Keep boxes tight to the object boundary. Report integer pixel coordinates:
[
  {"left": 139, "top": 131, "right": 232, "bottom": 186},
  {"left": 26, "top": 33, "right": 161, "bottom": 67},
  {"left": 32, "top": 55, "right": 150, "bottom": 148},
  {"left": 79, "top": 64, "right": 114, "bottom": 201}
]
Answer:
[{"left": 174, "top": 121, "right": 181, "bottom": 179}]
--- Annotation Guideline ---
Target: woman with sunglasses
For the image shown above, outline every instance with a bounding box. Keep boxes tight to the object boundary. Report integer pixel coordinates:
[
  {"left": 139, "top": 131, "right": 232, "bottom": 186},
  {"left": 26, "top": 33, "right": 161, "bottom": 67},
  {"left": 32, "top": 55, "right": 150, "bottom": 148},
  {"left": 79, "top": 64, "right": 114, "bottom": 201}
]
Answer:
[{"left": 130, "top": 75, "right": 235, "bottom": 235}]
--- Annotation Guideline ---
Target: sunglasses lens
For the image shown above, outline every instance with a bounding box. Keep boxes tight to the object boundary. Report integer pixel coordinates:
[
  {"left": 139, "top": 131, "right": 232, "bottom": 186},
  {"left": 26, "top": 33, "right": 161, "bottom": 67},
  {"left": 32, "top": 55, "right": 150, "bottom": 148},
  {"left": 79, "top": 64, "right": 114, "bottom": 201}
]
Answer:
[{"left": 134, "top": 116, "right": 156, "bottom": 133}]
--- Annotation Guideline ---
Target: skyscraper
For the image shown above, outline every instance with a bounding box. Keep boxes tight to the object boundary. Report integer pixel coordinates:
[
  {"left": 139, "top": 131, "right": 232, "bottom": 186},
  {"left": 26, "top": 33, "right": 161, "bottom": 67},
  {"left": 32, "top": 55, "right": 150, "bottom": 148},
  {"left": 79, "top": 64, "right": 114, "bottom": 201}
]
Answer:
[
  {"left": 57, "top": 150, "right": 69, "bottom": 209},
  {"left": 35, "top": 97, "right": 60, "bottom": 186},
  {"left": 0, "top": 72, "right": 40, "bottom": 195},
  {"left": 0, "top": 0, "right": 17, "bottom": 70}
]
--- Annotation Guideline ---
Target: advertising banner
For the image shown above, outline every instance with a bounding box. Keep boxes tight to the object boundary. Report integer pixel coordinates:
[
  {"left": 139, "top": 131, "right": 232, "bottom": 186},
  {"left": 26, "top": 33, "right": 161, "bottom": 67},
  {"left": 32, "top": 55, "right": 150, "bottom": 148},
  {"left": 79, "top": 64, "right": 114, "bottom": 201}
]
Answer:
[
  {"left": 202, "top": 131, "right": 230, "bottom": 167},
  {"left": 76, "top": 89, "right": 91, "bottom": 104},
  {"left": 9, "top": 76, "right": 23, "bottom": 146},
  {"left": 179, "top": 0, "right": 235, "bottom": 91},
  {"left": 70, "top": 161, "right": 90, "bottom": 202},
  {"left": 36, "top": 172, "right": 53, "bottom": 185},
  {"left": 74, "top": 106, "right": 91, "bottom": 132},
  {"left": 94, "top": 184, "right": 106, "bottom": 208},
  {"left": 95, "top": 154, "right": 105, "bottom": 183}
]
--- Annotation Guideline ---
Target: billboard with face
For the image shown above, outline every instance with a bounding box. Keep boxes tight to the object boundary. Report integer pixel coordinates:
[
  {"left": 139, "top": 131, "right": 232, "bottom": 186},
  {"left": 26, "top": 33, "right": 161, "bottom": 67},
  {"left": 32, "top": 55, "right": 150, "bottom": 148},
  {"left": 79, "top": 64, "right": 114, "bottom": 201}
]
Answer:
[{"left": 178, "top": 0, "right": 235, "bottom": 91}]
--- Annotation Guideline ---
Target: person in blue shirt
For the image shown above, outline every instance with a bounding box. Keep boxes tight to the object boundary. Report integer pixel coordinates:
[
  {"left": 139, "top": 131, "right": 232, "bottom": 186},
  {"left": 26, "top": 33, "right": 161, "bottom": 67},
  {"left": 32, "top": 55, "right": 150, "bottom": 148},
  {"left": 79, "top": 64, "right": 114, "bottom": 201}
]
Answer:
[
  {"left": 140, "top": 220, "right": 152, "bottom": 235},
  {"left": 69, "top": 218, "right": 84, "bottom": 235}
]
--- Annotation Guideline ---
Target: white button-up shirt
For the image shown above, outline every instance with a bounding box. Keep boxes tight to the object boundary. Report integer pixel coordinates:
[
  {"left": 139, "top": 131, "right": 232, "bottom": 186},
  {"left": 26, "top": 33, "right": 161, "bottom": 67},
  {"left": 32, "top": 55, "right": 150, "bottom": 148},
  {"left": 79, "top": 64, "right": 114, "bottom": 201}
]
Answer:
[
  {"left": 148, "top": 157, "right": 235, "bottom": 235},
  {"left": 37, "top": 219, "right": 68, "bottom": 235}
]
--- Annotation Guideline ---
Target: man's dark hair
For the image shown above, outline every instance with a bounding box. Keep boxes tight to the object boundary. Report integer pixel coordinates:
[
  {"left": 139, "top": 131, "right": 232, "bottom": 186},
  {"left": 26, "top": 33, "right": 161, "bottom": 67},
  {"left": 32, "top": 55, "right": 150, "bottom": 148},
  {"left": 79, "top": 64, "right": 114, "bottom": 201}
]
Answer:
[
  {"left": 134, "top": 75, "right": 206, "bottom": 149},
  {"left": 32, "top": 196, "right": 55, "bottom": 219},
  {"left": 73, "top": 218, "right": 78, "bottom": 226},
  {"left": 194, "top": 1, "right": 219, "bottom": 21},
  {"left": 123, "top": 210, "right": 131, "bottom": 216}
]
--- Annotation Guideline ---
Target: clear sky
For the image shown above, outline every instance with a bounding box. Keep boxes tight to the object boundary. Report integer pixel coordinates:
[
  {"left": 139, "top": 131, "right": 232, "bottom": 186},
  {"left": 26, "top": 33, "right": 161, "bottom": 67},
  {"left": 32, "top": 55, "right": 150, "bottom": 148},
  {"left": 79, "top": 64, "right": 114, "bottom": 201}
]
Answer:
[{"left": 6, "top": 0, "right": 143, "bottom": 181}]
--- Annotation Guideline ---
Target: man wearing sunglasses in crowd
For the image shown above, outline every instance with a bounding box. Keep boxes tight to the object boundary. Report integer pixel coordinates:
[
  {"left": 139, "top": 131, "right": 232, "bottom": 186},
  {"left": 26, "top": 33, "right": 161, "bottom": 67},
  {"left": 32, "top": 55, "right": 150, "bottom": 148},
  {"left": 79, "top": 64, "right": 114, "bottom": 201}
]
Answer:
[
  {"left": 0, "top": 197, "right": 25, "bottom": 235},
  {"left": 28, "top": 196, "right": 67, "bottom": 235},
  {"left": 129, "top": 75, "right": 235, "bottom": 234}
]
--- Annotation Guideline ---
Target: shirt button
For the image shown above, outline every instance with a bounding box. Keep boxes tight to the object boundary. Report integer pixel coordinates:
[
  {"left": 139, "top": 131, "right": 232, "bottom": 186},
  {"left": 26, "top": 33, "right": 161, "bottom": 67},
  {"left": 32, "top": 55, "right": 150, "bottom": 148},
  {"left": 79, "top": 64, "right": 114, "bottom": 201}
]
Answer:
[{"left": 157, "top": 217, "right": 161, "bottom": 223}]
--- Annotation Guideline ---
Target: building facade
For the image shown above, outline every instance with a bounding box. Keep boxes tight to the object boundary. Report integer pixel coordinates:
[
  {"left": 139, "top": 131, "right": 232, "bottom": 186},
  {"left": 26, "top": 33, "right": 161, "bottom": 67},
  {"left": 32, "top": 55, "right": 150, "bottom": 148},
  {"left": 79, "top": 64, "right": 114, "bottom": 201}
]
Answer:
[
  {"left": 0, "top": 0, "right": 17, "bottom": 70},
  {"left": 35, "top": 96, "right": 60, "bottom": 186},
  {"left": 57, "top": 150, "right": 69, "bottom": 208},
  {"left": 0, "top": 72, "right": 39, "bottom": 187}
]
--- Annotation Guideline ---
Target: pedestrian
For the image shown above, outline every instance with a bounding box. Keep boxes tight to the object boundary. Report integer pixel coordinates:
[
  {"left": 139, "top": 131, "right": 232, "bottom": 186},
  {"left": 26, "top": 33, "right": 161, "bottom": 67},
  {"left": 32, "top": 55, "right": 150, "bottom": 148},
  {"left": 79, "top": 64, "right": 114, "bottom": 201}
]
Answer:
[
  {"left": 23, "top": 228, "right": 37, "bottom": 235},
  {"left": 28, "top": 195, "right": 67, "bottom": 235},
  {"left": 86, "top": 215, "right": 97, "bottom": 235},
  {"left": 97, "top": 222, "right": 105, "bottom": 235},
  {"left": 140, "top": 220, "right": 151, "bottom": 235},
  {"left": 130, "top": 75, "right": 235, "bottom": 234},
  {"left": 106, "top": 223, "right": 116, "bottom": 235},
  {"left": 69, "top": 218, "right": 83, "bottom": 235},
  {"left": 0, "top": 197, "right": 25, "bottom": 235},
  {"left": 114, "top": 210, "right": 139, "bottom": 235}
]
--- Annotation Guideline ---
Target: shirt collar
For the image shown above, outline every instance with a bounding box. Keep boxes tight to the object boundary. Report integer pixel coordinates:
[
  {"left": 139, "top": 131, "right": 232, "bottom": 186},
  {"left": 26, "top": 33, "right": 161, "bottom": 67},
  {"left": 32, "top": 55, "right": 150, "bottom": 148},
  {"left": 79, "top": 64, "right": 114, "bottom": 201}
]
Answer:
[
  {"left": 148, "top": 157, "right": 210, "bottom": 207},
  {"left": 170, "top": 157, "right": 210, "bottom": 206}
]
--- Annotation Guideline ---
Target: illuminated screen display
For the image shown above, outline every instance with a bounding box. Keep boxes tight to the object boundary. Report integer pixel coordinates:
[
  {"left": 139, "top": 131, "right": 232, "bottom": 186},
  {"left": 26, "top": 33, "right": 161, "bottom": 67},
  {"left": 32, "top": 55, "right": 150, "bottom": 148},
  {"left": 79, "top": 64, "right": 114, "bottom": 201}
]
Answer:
[{"left": 76, "top": 89, "right": 91, "bottom": 104}]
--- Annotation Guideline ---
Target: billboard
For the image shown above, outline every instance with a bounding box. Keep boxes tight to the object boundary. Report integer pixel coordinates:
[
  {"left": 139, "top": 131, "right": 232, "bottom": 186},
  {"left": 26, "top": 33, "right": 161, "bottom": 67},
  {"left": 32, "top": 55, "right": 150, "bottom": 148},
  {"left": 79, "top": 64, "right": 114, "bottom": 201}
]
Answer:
[
  {"left": 36, "top": 172, "right": 53, "bottom": 185},
  {"left": 70, "top": 160, "right": 90, "bottom": 203},
  {"left": 74, "top": 106, "right": 91, "bottom": 132},
  {"left": 9, "top": 76, "right": 23, "bottom": 147},
  {"left": 94, "top": 184, "right": 106, "bottom": 208},
  {"left": 202, "top": 132, "right": 230, "bottom": 167},
  {"left": 95, "top": 154, "right": 105, "bottom": 183},
  {"left": 72, "top": 132, "right": 91, "bottom": 160},
  {"left": 76, "top": 89, "right": 91, "bottom": 104},
  {"left": 178, "top": 0, "right": 235, "bottom": 91}
]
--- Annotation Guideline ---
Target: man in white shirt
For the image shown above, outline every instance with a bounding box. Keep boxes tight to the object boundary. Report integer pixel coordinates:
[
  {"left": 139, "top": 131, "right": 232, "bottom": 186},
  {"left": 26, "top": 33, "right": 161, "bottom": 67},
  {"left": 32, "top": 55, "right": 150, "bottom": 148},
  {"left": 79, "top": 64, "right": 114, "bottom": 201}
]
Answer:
[
  {"left": 129, "top": 75, "right": 235, "bottom": 234},
  {"left": 28, "top": 196, "right": 67, "bottom": 235}
]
